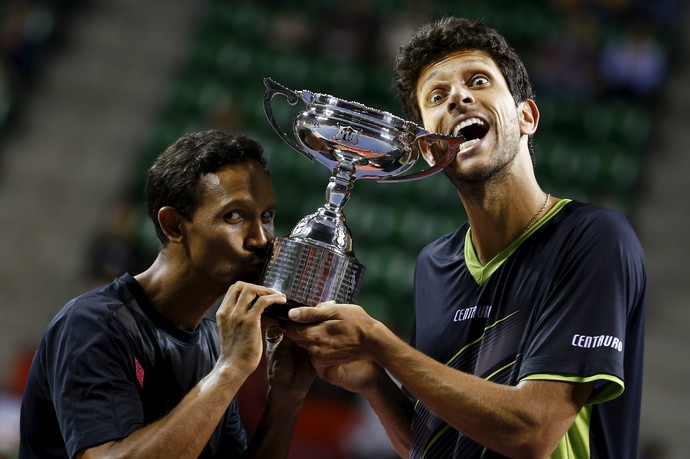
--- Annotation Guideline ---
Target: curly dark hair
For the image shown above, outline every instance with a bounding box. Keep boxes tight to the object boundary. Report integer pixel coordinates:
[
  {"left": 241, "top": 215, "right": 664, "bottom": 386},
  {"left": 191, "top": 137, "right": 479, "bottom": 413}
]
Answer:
[
  {"left": 393, "top": 17, "right": 537, "bottom": 159},
  {"left": 145, "top": 129, "right": 268, "bottom": 245}
]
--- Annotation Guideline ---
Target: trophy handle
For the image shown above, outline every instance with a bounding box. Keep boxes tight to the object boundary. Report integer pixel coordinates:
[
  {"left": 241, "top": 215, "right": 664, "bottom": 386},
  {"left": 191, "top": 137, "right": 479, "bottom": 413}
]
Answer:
[
  {"left": 377, "top": 132, "right": 465, "bottom": 182},
  {"left": 263, "top": 77, "right": 315, "bottom": 162}
]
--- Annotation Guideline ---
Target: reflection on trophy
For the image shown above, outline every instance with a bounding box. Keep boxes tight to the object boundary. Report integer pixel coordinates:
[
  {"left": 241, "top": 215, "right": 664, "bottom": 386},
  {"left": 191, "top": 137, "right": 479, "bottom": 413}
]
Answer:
[{"left": 261, "top": 77, "right": 465, "bottom": 318}]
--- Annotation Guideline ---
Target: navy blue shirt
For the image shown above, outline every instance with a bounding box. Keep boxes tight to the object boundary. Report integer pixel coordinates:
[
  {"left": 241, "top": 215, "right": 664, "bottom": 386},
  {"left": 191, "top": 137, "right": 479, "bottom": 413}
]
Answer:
[
  {"left": 410, "top": 200, "right": 646, "bottom": 458},
  {"left": 19, "top": 273, "right": 247, "bottom": 458}
]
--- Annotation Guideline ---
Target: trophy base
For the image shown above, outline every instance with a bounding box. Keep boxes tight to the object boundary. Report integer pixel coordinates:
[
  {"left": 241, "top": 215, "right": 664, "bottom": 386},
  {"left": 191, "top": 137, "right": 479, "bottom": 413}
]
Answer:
[{"left": 260, "top": 237, "right": 365, "bottom": 309}]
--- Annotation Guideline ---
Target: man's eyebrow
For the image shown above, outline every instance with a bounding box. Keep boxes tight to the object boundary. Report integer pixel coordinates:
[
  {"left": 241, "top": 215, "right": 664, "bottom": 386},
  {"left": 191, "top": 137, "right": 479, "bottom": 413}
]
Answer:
[
  {"left": 220, "top": 197, "right": 253, "bottom": 208},
  {"left": 419, "top": 69, "right": 440, "bottom": 87},
  {"left": 419, "top": 57, "right": 494, "bottom": 87}
]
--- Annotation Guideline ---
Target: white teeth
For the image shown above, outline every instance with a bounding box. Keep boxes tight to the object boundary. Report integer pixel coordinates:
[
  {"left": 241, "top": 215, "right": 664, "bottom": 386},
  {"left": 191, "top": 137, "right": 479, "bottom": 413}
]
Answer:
[
  {"left": 452, "top": 117, "right": 485, "bottom": 137},
  {"left": 459, "top": 138, "right": 480, "bottom": 152}
]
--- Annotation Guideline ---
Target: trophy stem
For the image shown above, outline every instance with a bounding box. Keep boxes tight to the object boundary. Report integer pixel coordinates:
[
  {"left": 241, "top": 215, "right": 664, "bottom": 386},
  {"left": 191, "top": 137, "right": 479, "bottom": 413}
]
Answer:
[{"left": 325, "top": 155, "right": 357, "bottom": 212}]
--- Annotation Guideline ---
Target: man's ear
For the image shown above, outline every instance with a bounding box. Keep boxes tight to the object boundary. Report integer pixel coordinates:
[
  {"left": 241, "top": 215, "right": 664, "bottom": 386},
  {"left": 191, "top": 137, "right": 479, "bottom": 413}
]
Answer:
[
  {"left": 519, "top": 99, "right": 539, "bottom": 136},
  {"left": 158, "top": 206, "right": 185, "bottom": 243}
]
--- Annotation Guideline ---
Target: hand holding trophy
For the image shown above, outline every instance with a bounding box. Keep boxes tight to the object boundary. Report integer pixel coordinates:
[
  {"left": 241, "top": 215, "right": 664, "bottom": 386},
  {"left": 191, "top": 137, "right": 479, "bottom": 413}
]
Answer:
[{"left": 261, "top": 78, "right": 464, "bottom": 319}]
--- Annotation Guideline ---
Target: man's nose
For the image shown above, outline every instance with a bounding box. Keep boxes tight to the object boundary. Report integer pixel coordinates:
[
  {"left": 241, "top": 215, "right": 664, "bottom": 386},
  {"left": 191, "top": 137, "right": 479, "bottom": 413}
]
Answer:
[
  {"left": 246, "top": 221, "right": 272, "bottom": 249},
  {"left": 447, "top": 87, "right": 475, "bottom": 112}
]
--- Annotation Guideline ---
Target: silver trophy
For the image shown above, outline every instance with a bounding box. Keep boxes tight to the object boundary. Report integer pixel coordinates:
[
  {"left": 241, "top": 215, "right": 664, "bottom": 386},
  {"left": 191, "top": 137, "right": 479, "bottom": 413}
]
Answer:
[{"left": 261, "top": 77, "right": 464, "bottom": 318}]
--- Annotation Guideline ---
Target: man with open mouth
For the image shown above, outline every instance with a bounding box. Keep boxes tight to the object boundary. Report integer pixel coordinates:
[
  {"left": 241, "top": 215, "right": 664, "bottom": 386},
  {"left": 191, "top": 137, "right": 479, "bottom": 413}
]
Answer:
[{"left": 286, "top": 16, "right": 646, "bottom": 459}]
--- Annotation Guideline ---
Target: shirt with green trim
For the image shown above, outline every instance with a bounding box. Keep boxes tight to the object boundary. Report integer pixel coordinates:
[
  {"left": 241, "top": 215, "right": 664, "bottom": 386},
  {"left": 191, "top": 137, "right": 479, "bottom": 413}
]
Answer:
[{"left": 410, "top": 200, "right": 645, "bottom": 458}]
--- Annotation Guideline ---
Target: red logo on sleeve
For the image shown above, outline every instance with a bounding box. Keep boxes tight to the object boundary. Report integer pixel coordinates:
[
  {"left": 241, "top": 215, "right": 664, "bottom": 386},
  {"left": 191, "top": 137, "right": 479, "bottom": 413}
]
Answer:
[{"left": 135, "top": 357, "right": 145, "bottom": 388}]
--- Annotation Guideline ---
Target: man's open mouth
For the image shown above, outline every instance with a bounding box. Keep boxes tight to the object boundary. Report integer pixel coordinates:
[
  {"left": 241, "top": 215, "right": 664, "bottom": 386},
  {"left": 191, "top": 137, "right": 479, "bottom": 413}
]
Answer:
[{"left": 452, "top": 117, "right": 489, "bottom": 150}]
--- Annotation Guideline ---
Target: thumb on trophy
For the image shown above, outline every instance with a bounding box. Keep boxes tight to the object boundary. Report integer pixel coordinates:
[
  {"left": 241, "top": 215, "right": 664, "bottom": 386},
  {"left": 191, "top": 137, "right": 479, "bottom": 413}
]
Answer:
[{"left": 288, "top": 304, "right": 334, "bottom": 323}]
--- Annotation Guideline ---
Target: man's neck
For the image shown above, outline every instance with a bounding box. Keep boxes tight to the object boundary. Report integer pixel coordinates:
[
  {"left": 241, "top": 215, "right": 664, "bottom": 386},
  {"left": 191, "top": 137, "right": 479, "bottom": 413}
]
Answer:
[
  {"left": 458, "top": 178, "right": 548, "bottom": 265},
  {"left": 134, "top": 254, "right": 222, "bottom": 331}
]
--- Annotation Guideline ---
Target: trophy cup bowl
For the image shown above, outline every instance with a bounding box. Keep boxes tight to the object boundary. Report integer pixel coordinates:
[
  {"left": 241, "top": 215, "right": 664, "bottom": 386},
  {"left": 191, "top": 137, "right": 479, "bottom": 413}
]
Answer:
[{"left": 261, "top": 78, "right": 465, "bottom": 318}]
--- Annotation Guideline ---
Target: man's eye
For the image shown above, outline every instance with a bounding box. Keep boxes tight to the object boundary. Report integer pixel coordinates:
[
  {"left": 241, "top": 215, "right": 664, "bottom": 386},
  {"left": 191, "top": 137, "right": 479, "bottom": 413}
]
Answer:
[
  {"left": 261, "top": 210, "right": 275, "bottom": 222},
  {"left": 224, "top": 211, "right": 241, "bottom": 222},
  {"left": 471, "top": 76, "right": 490, "bottom": 87},
  {"left": 429, "top": 92, "right": 446, "bottom": 104}
]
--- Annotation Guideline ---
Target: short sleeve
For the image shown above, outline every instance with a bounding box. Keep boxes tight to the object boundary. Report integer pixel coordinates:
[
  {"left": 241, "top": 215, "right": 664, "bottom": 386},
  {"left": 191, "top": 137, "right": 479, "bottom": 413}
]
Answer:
[
  {"left": 518, "top": 208, "right": 645, "bottom": 404},
  {"left": 47, "top": 299, "right": 144, "bottom": 457}
]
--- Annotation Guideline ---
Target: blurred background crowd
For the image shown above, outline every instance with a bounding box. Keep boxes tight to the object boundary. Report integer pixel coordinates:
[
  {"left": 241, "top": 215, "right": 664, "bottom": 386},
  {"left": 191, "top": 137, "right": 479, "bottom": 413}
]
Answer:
[{"left": 0, "top": 0, "right": 687, "bottom": 458}]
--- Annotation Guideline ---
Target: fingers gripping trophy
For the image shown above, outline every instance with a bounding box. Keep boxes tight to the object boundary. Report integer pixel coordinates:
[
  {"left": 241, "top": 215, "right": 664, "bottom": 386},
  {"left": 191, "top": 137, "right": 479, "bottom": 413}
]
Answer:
[{"left": 261, "top": 78, "right": 465, "bottom": 319}]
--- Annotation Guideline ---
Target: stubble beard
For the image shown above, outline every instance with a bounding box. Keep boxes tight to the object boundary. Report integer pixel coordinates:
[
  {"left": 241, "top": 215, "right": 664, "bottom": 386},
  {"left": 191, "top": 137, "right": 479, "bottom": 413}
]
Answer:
[{"left": 447, "top": 129, "right": 521, "bottom": 192}]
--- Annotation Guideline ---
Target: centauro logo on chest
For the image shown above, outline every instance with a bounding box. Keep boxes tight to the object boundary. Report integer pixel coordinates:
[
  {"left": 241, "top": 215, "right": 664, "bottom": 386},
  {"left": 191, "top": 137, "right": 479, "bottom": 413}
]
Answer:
[
  {"left": 454, "top": 305, "right": 492, "bottom": 322},
  {"left": 571, "top": 334, "right": 623, "bottom": 352}
]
